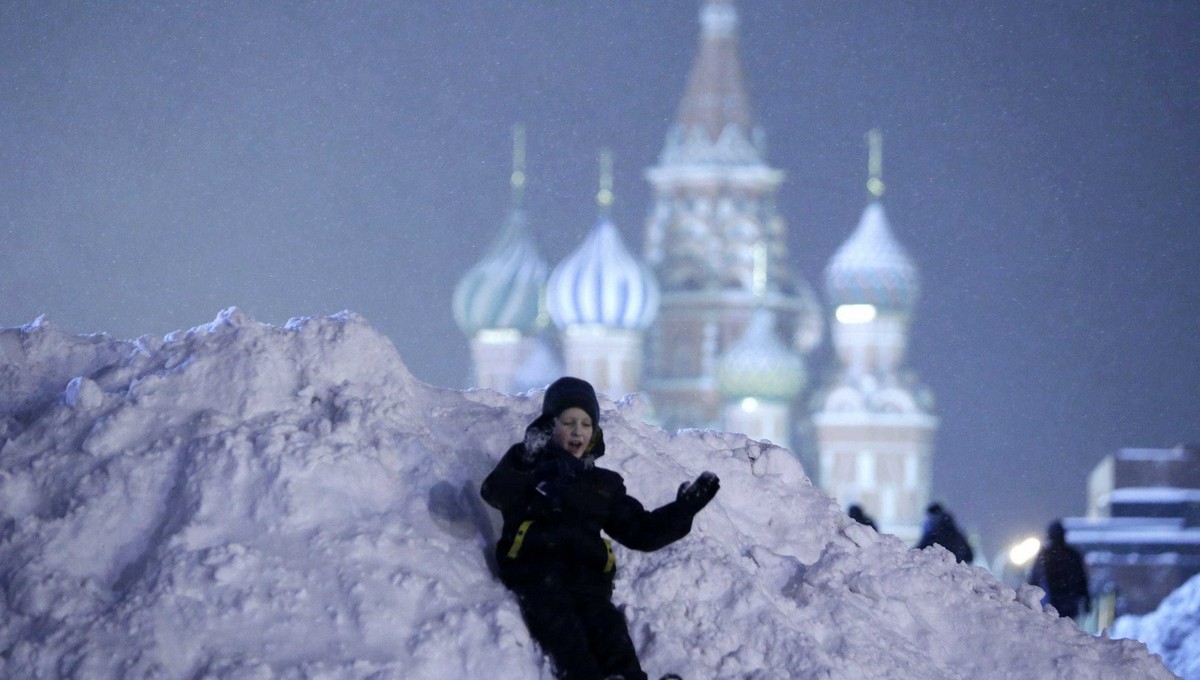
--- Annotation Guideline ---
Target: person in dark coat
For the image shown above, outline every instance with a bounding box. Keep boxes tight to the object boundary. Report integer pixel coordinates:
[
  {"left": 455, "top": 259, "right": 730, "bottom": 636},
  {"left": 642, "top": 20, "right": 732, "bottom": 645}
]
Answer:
[
  {"left": 481, "top": 377, "right": 720, "bottom": 680},
  {"left": 1027, "top": 520, "right": 1090, "bottom": 620},
  {"left": 915, "top": 502, "right": 974, "bottom": 564},
  {"left": 847, "top": 504, "right": 877, "bottom": 531}
]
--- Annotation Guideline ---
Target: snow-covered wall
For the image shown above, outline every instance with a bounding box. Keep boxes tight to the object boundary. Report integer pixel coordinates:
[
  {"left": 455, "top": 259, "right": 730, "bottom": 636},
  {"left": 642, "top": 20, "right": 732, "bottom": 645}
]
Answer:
[{"left": 0, "top": 310, "right": 1173, "bottom": 679}]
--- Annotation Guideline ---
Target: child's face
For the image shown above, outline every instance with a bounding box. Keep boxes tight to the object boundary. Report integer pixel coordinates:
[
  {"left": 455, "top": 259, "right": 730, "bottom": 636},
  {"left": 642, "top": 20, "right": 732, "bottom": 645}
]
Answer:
[{"left": 552, "top": 407, "right": 594, "bottom": 458}]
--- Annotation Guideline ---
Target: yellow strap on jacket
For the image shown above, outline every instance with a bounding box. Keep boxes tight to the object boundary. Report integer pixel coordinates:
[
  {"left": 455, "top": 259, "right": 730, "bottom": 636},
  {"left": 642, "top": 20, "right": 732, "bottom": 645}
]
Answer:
[
  {"left": 506, "top": 520, "right": 535, "bottom": 559},
  {"left": 507, "top": 520, "right": 616, "bottom": 574}
]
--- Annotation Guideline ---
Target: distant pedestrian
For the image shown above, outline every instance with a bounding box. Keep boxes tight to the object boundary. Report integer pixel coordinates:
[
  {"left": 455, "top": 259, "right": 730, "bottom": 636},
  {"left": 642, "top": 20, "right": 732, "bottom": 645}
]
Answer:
[
  {"left": 916, "top": 502, "right": 974, "bottom": 564},
  {"left": 848, "top": 504, "right": 877, "bottom": 531},
  {"left": 1027, "top": 520, "right": 1090, "bottom": 620}
]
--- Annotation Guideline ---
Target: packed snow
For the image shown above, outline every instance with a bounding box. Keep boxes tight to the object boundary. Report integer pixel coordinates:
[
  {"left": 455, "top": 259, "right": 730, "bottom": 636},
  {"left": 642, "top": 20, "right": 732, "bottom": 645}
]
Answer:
[
  {"left": 0, "top": 310, "right": 1174, "bottom": 679},
  {"left": 1114, "top": 573, "right": 1200, "bottom": 679}
]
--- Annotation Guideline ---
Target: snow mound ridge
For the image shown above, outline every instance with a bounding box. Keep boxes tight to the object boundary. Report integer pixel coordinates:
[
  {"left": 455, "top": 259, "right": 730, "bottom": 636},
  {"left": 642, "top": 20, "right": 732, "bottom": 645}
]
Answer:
[
  {"left": 1114, "top": 572, "right": 1200, "bottom": 679},
  {"left": 0, "top": 311, "right": 1173, "bottom": 679}
]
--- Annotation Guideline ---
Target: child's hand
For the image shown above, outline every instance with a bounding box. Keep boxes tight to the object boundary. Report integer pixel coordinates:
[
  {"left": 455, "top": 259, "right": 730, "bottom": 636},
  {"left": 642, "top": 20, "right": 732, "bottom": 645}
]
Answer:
[
  {"left": 518, "top": 426, "right": 551, "bottom": 467},
  {"left": 677, "top": 471, "right": 720, "bottom": 513}
]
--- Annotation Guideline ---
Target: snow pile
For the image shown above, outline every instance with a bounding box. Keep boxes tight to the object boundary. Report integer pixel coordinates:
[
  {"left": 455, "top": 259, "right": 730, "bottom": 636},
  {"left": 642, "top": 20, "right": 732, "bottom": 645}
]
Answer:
[
  {"left": 1113, "top": 573, "right": 1200, "bottom": 679},
  {"left": 0, "top": 310, "right": 1173, "bottom": 679}
]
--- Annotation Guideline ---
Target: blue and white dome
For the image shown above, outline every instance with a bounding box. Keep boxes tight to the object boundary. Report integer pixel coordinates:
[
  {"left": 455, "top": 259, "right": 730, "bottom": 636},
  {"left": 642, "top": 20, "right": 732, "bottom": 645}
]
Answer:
[
  {"left": 452, "top": 207, "right": 548, "bottom": 337},
  {"left": 546, "top": 217, "right": 660, "bottom": 331},
  {"left": 825, "top": 201, "right": 919, "bottom": 312},
  {"left": 716, "top": 308, "right": 806, "bottom": 402}
]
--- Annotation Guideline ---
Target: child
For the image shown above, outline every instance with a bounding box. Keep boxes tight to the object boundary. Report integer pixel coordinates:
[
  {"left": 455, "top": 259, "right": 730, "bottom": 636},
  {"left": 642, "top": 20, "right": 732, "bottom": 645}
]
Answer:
[{"left": 482, "top": 377, "right": 719, "bottom": 680}]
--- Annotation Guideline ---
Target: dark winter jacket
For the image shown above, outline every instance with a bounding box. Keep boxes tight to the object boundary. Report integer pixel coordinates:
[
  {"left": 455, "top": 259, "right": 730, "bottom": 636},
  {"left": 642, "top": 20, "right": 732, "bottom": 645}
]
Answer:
[
  {"left": 916, "top": 510, "right": 974, "bottom": 564},
  {"left": 1028, "top": 529, "right": 1090, "bottom": 619},
  {"left": 481, "top": 414, "right": 697, "bottom": 593}
]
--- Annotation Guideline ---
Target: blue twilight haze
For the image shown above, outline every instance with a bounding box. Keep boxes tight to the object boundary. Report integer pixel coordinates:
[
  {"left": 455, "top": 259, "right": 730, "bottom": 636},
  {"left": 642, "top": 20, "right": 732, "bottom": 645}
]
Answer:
[{"left": 1, "top": 1, "right": 1197, "bottom": 552}]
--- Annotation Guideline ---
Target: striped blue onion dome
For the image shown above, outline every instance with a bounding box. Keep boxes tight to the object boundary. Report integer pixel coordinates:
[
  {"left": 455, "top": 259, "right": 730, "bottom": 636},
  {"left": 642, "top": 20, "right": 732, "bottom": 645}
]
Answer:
[
  {"left": 716, "top": 308, "right": 806, "bottom": 401},
  {"left": 825, "top": 201, "right": 919, "bottom": 311},
  {"left": 546, "top": 217, "right": 660, "bottom": 331},
  {"left": 452, "top": 207, "right": 548, "bottom": 337}
]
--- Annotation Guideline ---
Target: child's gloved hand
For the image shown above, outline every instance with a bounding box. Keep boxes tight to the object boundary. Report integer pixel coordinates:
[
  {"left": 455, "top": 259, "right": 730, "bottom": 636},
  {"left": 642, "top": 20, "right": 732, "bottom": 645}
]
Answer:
[
  {"left": 677, "top": 471, "right": 720, "bottom": 513},
  {"left": 518, "top": 425, "right": 552, "bottom": 468}
]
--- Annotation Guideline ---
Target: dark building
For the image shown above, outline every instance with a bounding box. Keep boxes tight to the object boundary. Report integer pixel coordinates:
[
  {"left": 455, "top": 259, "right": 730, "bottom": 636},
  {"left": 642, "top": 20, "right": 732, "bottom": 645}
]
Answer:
[{"left": 1063, "top": 445, "right": 1200, "bottom": 618}]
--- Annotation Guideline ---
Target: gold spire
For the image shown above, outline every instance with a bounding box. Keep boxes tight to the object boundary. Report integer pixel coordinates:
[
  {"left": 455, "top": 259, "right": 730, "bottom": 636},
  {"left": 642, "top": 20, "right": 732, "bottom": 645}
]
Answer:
[
  {"left": 597, "top": 147, "right": 614, "bottom": 213},
  {"left": 511, "top": 123, "right": 526, "bottom": 205},
  {"left": 866, "top": 128, "right": 885, "bottom": 198}
]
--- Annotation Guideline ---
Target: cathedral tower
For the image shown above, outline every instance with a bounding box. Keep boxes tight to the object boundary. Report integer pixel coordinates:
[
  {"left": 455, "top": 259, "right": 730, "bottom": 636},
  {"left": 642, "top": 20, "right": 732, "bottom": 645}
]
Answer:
[
  {"left": 812, "top": 130, "right": 937, "bottom": 543},
  {"left": 642, "top": 0, "right": 821, "bottom": 430},
  {"left": 547, "top": 150, "right": 660, "bottom": 398},
  {"left": 452, "top": 125, "right": 549, "bottom": 392}
]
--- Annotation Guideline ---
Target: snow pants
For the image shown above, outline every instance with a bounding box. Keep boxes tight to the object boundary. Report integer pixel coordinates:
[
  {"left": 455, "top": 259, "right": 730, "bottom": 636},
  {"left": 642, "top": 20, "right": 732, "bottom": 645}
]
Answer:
[{"left": 512, "top": 577, "right": 647, "bottom": 680}]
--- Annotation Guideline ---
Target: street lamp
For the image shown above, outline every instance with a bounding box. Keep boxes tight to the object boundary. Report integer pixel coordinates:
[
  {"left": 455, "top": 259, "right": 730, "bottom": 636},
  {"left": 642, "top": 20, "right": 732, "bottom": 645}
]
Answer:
[
  {"left": 991, "top": 536, "right": 1041, "bottom": 588},
  {"left": 1009, "top": 537, "right": 1040, "bottom": 567}
]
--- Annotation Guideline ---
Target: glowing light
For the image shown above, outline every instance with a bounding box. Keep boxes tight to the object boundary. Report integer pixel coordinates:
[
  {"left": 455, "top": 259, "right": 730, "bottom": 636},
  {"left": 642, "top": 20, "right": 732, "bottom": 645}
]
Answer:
[
  {"left": 835, "top": 304, "right": 877, "bottom": 324},
  {"left": 1008, "top": 537, "right": 1041, "bottom": 566},
  {"left": 740, "top": 397, "right": 759, "bottom": 413},
  {"left": 752, "top": 243, "right": 768, "bottom": 296},
  {"left": 476, "top": 328, "right": 521, "bottom": 343}
]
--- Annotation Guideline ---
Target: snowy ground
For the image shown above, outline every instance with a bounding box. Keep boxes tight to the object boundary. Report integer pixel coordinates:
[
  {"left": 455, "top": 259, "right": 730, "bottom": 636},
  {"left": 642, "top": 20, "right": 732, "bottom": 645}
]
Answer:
[
  {"left": 0, "top": 310, "right": 1175, "bottom": 679},
  {"left": 1114, "top": 574, "right": 1200, "bottom": 680}
]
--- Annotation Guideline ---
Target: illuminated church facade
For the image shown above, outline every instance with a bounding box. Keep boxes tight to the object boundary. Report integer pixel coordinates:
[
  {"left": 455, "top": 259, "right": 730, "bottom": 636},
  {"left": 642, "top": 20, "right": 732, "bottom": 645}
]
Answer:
[{"left": 452, "top": 0, "right": 936, "bottom": 542}]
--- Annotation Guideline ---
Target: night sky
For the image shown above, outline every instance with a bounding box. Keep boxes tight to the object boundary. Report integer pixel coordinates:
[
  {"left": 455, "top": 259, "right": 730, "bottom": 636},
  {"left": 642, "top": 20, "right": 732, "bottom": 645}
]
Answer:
[{"left": 3, "top": 1, "right": 1198, "bottom": 558}]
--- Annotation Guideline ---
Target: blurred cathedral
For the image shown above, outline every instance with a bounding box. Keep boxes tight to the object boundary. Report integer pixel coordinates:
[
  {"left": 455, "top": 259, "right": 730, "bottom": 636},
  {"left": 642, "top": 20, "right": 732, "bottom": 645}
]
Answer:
[{"left": 451, "top": 0, "right": 936, "bottom": 542}]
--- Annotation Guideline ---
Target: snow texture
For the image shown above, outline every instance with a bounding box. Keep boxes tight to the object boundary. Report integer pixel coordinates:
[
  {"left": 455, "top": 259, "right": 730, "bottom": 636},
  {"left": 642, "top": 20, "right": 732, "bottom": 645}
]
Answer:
[
  {"left": 0, "top": 309, "right": 1175, "bottom": 679},
  {"left": 1114, "top": 573, "right": 1200, "bottom": 679}
]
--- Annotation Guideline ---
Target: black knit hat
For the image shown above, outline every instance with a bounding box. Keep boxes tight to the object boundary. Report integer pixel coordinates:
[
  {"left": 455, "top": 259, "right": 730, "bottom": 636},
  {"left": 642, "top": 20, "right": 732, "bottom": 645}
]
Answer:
[{"left": 541, "top": 376, "right": 600, "bottom": 425}]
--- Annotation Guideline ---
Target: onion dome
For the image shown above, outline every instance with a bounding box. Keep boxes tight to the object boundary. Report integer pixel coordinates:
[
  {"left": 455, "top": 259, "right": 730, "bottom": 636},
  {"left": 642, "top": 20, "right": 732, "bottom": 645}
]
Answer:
[
  {"left": 716, "top": 308, "right": 806, "bottom": 401},
  {"left": 452, "top": 207, "right": 548, "bottom": 337},
  {"left": 453, "top": 125, "right": 549, "bottom": 337},
  {"left": 824, "top": 201, "right": 919, "bottom": 312},
  {"left": 547, "top": 217, "right": 660, "bottom": 331}
]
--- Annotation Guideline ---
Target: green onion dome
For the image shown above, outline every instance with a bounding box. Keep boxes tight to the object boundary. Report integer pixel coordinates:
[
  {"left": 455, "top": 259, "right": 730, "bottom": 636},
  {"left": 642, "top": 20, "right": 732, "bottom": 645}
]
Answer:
[
  {"left": 716, "top": 308, "right": 806, "bottom": 402},
  {"left": 452, "top": 207, "right": 548, "bottom": 337}
]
